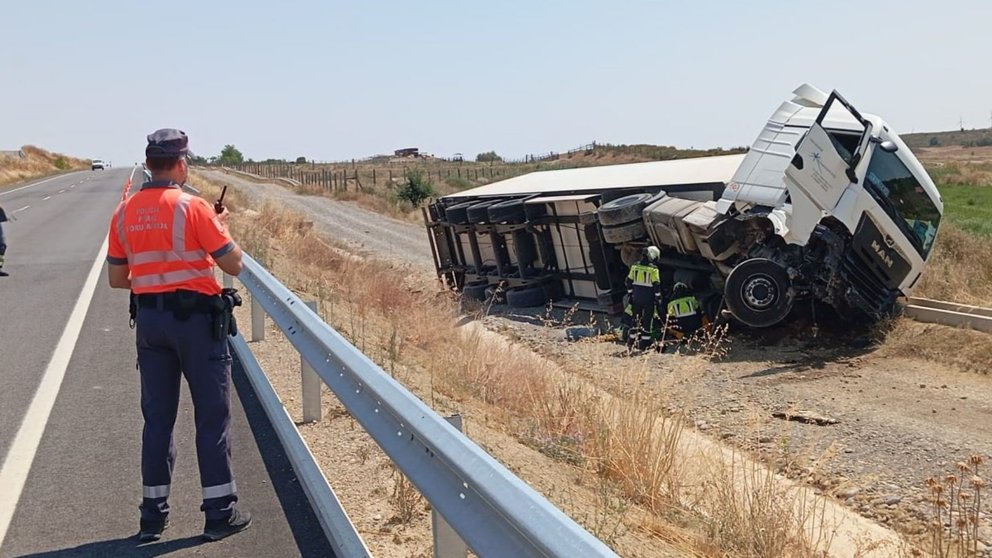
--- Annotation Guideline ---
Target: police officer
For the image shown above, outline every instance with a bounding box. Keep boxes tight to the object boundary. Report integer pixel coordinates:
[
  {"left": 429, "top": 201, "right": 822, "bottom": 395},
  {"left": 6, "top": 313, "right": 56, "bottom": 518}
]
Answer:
[
  {"left": 0, "top": 204, "right": 9, "bottom": 277},
  {"left": 625, "top": 245, "right": 662, "bottom": 350},
  {"left": 106, "top": 129, "right": 251, "bottom": 542}
]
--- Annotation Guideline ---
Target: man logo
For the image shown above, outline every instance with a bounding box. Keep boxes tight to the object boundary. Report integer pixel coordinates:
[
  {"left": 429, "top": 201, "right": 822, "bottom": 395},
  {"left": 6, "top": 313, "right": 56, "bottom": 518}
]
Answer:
[{"left": 871, "top": 239, "right": 895, "bottom": 269}]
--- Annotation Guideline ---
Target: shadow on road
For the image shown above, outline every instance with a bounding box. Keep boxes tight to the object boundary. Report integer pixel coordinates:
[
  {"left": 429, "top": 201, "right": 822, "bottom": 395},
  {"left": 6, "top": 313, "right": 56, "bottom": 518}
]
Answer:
[
  {"left": 229, "top": 352, "right": 338, "bottom": 558},
  {"left": 18, "top": 535, "right": 203, "bottom": 557}
]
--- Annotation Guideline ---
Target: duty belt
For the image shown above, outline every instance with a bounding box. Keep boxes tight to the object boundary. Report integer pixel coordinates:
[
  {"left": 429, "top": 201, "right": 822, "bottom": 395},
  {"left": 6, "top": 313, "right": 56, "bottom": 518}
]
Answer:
[{"left": 136, "top": 290, "right": 220, "bottom": 315}]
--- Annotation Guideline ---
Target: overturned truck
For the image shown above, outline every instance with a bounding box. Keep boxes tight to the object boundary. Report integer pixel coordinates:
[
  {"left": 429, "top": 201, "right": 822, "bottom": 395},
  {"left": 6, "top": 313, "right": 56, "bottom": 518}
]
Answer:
[{"left": 424, "top": 84, "right": 943, "bottom": 328}]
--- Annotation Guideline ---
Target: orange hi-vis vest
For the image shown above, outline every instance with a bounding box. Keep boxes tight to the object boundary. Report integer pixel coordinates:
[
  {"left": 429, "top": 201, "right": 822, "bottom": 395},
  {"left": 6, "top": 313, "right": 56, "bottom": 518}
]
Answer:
[{"left": 107, "top": 182, "right": 235, "bottom": 296}]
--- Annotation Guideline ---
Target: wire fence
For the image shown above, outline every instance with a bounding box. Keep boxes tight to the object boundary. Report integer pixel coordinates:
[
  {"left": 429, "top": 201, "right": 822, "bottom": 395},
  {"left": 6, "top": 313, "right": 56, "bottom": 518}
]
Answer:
[{"left": 228, "top": 162, "right": 528, "bottom": 192}]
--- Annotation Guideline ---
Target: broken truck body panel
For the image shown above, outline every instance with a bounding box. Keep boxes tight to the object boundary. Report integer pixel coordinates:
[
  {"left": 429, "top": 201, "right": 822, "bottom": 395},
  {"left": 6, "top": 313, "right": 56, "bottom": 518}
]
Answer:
[{"left": 424, "top": 84, "right": 943, "bottom": 328}]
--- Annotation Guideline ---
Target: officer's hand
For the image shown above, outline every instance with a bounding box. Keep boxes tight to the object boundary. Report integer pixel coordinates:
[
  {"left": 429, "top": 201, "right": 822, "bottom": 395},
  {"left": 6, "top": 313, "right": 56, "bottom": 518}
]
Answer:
[{"left": 216, "top": 207, "right": 231, "bottom": 224}]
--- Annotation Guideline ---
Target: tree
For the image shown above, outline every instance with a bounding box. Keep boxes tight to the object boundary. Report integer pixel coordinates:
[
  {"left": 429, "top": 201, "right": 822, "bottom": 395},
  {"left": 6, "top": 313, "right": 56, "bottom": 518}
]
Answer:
[
  {"left": 218, "top": 144, "right": 244, "bottom": 166},
  {"left": 476, "top": 151, "right": 502, "bottom": 163},
  {"left": 295, "top": 156, "right": 307, "bottom": 164},
  {"left": 396, "top": 169, "right": 434, "bottom": 206},
  {"left": 928, "top": 136, "right": 940, "bottom": 147}
]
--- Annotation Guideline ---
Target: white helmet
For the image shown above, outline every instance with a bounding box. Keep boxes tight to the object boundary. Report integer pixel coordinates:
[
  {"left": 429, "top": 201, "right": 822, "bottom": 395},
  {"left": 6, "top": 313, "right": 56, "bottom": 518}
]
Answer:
[{"left": 644, "top": 246, "right": 661, "bottom": 262}]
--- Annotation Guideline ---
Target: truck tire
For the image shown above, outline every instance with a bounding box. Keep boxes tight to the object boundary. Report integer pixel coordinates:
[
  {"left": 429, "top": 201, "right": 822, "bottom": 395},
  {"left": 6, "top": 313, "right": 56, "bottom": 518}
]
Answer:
[
  {"left": 506, "top": 286, "right": 547, "bottom": 308},
  {"left": 444, "top": 201, "right": 474, "bottom": 225},
  {"left": 724, "top": 258, "right": 794, "bottom": 328},
  {"left": 467, "top": 200, "right": 500, "bottom": 224},
  {"left": 488, "top": 198, "right": 527, "bottom": 224},
  {"left": 601, "top": 220, "right": 647, "bottom": 244},
  {"left": 462, "top": 282, "right": 489, "bottom": 301},
  {"left": 598, "top": 193, "right": 654, "bottom": 226}
]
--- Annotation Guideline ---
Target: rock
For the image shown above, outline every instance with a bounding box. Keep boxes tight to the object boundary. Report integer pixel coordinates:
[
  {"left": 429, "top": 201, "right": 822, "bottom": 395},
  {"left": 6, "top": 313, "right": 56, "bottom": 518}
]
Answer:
[
  {"left": 758, "top": 436, "right": 773, "bottom": 444},
  {"left": 565, "top": 326, "right": 599, "bottom": 342},
  {"left": 772, "top": 410, "right": 839, "bottom": 426},
  {"left": 836, "top": 485, "right": 861, "bottom": 499},
  {"left": 373, "top": 513, "right": 382, "bottom": 521},
  {"left": 695, "top": 420, "right": 710, "bottom": 431},
  {"left": 884, "top": 496, "right": 902, "bottom": 506}
]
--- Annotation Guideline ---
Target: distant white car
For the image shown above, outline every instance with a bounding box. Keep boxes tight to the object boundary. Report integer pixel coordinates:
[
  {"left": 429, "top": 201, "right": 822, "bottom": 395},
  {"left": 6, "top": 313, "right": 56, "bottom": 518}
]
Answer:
[{"left": 92, "top": 159, "right": 105, "bottom": 171}]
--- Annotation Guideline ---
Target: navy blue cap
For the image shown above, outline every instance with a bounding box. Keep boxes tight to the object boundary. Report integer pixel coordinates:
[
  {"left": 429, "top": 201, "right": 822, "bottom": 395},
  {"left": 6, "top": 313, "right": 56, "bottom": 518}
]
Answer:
[{"left": 145, "top": 128, "right": 189, "bottom": 159}]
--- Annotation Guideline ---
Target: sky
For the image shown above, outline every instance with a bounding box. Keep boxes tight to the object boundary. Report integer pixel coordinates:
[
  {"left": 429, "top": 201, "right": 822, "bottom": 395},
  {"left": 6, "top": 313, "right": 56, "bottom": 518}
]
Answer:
[{"left": 0, "top": 1, "right": 989, "bottom": 165}]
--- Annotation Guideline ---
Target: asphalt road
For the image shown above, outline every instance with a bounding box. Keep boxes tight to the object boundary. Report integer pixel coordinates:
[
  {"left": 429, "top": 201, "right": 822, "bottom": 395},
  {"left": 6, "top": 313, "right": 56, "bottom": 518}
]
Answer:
[{"left": 0, "top": 169, "right": 333, "bottom": 557}]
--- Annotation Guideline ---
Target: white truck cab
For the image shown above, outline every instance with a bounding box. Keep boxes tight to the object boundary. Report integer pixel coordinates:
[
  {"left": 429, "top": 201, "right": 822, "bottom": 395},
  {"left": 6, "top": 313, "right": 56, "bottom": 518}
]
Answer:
[{"left": 707, "top": 85, "right": 942, "bottom": 326}]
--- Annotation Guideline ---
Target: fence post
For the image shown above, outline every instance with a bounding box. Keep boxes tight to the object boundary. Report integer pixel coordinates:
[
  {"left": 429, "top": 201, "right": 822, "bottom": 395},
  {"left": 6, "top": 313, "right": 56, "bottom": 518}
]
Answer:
[
  {"left": 251, "top": 293, "right": 265, "bottom": 342},
  {"left": 372, "top": 168, "right": 376, "bottom": 187},
  {"left": 433, "top": 414, "right": 468, "bottom": 558},
  {"left": 301, "top": 300, "right": 322, "bottom": 422}
]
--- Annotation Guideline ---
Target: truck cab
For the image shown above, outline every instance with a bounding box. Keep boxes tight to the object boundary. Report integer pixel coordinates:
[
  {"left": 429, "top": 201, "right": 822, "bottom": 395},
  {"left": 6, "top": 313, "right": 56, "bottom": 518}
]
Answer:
[{"left": 710, "top": 85, "right": 942, "bottom": 326}]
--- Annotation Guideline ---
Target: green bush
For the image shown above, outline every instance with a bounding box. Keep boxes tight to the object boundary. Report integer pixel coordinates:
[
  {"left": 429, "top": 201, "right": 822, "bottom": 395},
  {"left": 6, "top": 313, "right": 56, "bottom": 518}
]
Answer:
[
  {"left": 397, "top": 170, "right": 434, "bottom": 206},
  {"left": 476, "top": 151, "right": 502, "bottom": 163},
  {"left": 54, "top": 157, "right": 70, "bottom": 170}
]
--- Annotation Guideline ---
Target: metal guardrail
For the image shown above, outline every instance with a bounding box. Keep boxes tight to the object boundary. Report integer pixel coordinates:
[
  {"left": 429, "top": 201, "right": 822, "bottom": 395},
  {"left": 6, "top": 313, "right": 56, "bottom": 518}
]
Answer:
[
  {"left": 232, "top": 253, "right": 618, "bottom": 557},
  {"left": 904, "top": 296, "right": 992, "bottom": 333}
]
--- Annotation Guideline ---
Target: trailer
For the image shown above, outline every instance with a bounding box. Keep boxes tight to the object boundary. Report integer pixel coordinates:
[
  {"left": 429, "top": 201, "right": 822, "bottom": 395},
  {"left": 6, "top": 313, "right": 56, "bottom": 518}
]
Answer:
[{"left": 424, "top": 84, "right": 943, "bottom": 328}]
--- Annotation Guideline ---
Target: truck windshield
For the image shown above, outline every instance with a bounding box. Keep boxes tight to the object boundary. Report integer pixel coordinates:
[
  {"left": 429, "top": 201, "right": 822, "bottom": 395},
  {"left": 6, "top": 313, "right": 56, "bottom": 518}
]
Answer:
[{"left": 863, "top": 150, "right": 941, "bottom": 258}]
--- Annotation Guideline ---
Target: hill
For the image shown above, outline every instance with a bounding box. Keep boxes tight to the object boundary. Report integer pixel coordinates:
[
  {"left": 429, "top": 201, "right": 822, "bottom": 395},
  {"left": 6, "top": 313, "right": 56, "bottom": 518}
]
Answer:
[
  {"left": 0, "top": 146, "right": 89, "bottom": 187},
  {"left": 902, "top": 128, "right": 992, "bottom": 149}
]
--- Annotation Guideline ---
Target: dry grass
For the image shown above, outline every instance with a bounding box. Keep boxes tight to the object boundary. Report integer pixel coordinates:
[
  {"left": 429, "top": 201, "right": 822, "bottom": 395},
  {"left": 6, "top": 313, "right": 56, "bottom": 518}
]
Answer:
[
  {"left": 920, "top": 456, "right": 987, "bottom": 557},
  {"left": 0, "top": 146, "right": 88, "bottom": 187},
  {"left": 916, "top": 223, "right": 992, "bottom": 306}
]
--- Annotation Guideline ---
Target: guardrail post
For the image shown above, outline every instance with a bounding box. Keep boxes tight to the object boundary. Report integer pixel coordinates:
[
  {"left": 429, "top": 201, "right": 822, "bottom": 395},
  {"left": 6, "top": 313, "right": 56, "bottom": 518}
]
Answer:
[
  {"left": 223, "top": 273, "right": 234, "bottom": 289},
  {"left": 302, "top": 300, "right": 322, "bottom": 423},
  {"left": 433, "top": 414, "right": 468, "bottom": 558},
  {"left": 251, "top": 294, "right": 265, "bottom": 342}
]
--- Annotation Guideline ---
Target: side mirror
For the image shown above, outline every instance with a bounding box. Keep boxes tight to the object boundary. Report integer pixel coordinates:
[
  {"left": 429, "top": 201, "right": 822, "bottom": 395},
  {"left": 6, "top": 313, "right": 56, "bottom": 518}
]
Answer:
[{"left": 870, "top": 136, "right": 899, "bottom": 153}]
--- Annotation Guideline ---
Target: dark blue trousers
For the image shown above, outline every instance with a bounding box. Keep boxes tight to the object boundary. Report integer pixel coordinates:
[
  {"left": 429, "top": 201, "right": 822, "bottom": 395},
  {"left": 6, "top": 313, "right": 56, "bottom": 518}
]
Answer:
[{"left": 135, "top": 306, "right": 237, "bottom": 521}]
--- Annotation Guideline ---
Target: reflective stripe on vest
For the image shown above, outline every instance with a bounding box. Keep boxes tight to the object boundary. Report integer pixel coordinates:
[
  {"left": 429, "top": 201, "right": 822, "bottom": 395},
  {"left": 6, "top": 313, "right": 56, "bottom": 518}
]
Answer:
[
  {"left": 130, "top": 268, "right": 216, "bottom": 289},
  {"left": 668, "top": 296, "right": 700, "bottom": 318},
  {"left": 629, "top": 264, "right": 659, "bottom": 287}
]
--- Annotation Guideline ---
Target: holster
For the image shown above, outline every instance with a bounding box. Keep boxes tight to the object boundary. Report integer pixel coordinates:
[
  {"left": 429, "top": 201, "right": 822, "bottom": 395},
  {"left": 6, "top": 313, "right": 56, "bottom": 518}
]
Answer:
[
  {"left": 128, "top": 291, "right": 137, "bottom": 329},
  {"left": 211, "top": 288, "right": 243, "bottom": 340}
]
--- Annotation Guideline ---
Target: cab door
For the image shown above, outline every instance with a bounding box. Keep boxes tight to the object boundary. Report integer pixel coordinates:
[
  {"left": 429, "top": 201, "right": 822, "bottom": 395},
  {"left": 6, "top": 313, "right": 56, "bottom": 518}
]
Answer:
[{"left": 785, "top": 91, "right": 873, "bottom": 211}]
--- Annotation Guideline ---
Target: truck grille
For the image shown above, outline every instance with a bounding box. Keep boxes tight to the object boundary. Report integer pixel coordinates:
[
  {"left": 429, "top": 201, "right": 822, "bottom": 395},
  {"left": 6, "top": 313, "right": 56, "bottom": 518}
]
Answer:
[{"left": 840, "top": 248, "right": 898, "bottom": 317}]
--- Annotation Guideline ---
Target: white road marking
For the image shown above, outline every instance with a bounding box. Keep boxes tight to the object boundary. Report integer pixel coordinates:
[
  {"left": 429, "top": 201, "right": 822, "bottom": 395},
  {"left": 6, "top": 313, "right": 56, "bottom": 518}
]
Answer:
[
  {"left": 42, "top": 196, "right": 51, "bottom": 201},
  {"left": 58, "top": 189, "right": 65, "bottom": 194},
  {"left": 0, "top": 173, "right": 77, "bottom": 198},
  {"left": 0, "top": 236, "right": 108, "bottom": 546},
  {"left": 13, "top": 205, "right": 29, "bottom": 213}
]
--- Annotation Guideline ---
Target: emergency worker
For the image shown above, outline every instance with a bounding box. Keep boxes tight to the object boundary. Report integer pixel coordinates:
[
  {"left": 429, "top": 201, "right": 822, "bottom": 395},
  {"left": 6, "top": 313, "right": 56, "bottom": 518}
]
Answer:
[
  {"left": 666, "top": 281, "right": 704, "bottom": 340},
  {"left": 625, "top": 245, "right": 662, "bottom": 349},
  {"left": 0, "top": 204, "right": 8, "bottom": 277},
  {"left": 106, "top": 129, "right": 250, "bottom": 543}
]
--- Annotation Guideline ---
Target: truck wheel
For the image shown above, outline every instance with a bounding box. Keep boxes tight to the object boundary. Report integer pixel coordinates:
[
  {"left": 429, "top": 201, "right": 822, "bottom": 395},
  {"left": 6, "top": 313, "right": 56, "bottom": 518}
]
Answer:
[
  {"left": 724, "top": 258, "right": 794, "bottom": 328},
  {"left": 601, "top": 220, "right": 647, "bottom": 244},
  {"left": 488, "top": 198, "right": 527, "bottom": 223},
  {"left": 506, "top": 286, "right": 547, "bottom": 308},
  {"left": 462, "top": 282, "right": 489, "bottom": 301},
  {"left": 597, "top": 193, "right": 655, "bottom": 226},
  {"left": 444, "top": 201, "right": 474, "bottom": 224},
  {"left": 467, "top": 200, "right": 500, "bottom": 224}
]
